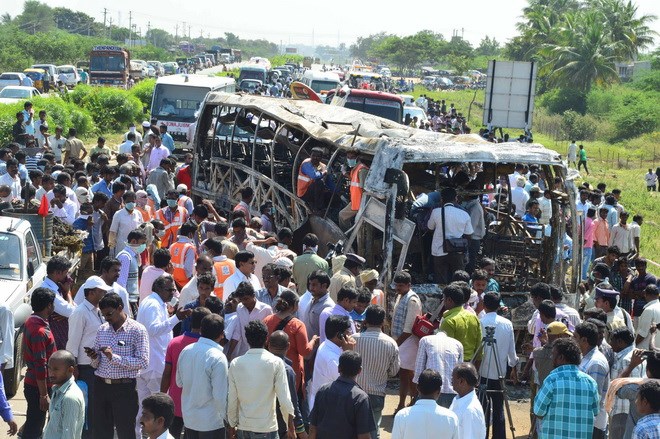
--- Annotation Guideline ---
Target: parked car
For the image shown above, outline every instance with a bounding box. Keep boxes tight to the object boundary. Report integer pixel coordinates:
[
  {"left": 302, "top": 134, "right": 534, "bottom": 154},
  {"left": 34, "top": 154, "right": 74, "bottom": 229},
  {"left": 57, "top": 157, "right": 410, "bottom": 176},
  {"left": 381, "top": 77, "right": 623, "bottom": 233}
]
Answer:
[
  {"left": 132, "top": 60, "right": 150, "bottom": 79},
  {"left": 0, "top": 73, "right": 26, "bottom": 91},
  {"left": 0, "top": 86, "right": 43, "bottom": 104},
  {"left": 147, "top": 61, "right": 165, "bottom": 76},
  {"left": 403, "top": 105, "right": 430, "bottom": 126},
  {"left": 31, "top": 64, "right": 57, "bottom": 80},
  {"left": 56, "top": 65, "right": 80, "bottom": 87},
  {"left": 162, "top": 62, "right": 178, "bottom": 75}
]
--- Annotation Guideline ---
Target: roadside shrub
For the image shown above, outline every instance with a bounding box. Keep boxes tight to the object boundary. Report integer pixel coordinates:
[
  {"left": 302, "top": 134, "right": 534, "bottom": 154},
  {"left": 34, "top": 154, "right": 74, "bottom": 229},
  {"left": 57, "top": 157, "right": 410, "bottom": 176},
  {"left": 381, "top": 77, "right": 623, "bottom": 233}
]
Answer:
[
  {"left": 561, "top": 110, "right": 596, "bottom": 141},
  {"left": 129, "top": 79, "right": 156, "bottom": 111},
  {"left": 77, "top": 87, "right": 143, "bottom": 132},
  {"left": 0, "top": 96, "right": 93, "bottom": 143},
  {"left": 538, "top": 87, "right": 587, "bottom": 114},
  {"left": 610, "top": 100, "right": 658, "bottom": 141}
]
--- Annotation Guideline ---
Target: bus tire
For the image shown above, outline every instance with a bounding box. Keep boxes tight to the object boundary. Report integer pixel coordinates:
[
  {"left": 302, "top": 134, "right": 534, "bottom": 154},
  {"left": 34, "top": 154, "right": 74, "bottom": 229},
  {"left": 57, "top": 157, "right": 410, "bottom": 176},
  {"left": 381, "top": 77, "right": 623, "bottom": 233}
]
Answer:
[{"left": 2, "top": 327, "right": 24, "bottom": 398}]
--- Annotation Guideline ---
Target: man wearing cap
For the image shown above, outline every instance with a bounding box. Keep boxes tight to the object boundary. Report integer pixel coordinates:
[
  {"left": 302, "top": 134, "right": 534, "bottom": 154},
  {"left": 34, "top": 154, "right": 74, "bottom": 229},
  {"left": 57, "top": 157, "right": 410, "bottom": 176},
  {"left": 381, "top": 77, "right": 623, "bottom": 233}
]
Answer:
[
  {"left": 124, "top": 123, "right": 143, "bottom": 145},
  {"left": 66, "top": 276, "right": 110, "bottom": 439},
  {"left": 292, "top": 233, "right": 328, "bottom": 292},
  {"left": 176, "top": 184, "right": 194, "bottom": 215},
  {"left": 328, "top": 253, "right": 364, "bottom": 302},
  {"left": 593, "top": 282, "right": 634, "bottom": 333},
  {"left": 359, "top": 269, "right": 385, "bottom": 307}
]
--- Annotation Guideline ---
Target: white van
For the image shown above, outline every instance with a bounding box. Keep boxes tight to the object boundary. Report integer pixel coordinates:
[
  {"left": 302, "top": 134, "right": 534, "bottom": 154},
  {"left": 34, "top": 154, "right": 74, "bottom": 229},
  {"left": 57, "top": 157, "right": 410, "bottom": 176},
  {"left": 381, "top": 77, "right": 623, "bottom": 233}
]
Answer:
[
  {"left": 301, "top": 71, "right": 340, "bottom": 103},
  {"left": 56, "top": 65, "right": 80, "bottom": 87}
]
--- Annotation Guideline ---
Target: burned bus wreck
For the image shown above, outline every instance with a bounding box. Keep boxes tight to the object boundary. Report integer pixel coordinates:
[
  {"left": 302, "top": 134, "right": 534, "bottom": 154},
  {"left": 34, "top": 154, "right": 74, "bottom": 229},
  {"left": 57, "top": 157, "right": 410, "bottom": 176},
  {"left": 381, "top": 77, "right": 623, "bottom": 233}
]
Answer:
[{"left": 190, "top": 92, "right": 581, "bottom": 325}]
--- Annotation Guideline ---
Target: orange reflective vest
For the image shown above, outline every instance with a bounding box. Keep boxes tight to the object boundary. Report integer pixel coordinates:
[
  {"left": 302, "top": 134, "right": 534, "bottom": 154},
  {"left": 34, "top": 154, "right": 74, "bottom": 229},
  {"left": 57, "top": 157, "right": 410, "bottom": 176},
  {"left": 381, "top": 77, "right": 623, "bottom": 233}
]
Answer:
[
  {"left": 155, "top": 207, "right": 188, "bottom": 248},
  {"left": 349, "top": 163, "right": 368, "bottom": 210},
  {"left": 296, "top": 158, "right": 326, "bottom": 197},
  {"left": 170, "top": 241, "right": 197, "bottom": 287},
  {"left": 213, "top": 259, "right": 236, "bottom": 300},
  {"left": 370, "top": 289, "right": 385, "bottom": 307},
  {"left": 137, "top": 205, "right": 153, "bottom": 223}
]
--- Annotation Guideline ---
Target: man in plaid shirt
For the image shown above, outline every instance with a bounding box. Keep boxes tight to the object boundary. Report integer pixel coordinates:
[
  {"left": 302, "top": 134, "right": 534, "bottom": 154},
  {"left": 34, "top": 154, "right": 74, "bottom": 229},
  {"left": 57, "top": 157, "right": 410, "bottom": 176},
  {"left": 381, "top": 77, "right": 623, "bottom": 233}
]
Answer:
[
  {"left": 534, "top": 338, "right": 599, "bottom": 439},
  {"left": 85, "top": 292, "right": 149, "bottom": 439}
]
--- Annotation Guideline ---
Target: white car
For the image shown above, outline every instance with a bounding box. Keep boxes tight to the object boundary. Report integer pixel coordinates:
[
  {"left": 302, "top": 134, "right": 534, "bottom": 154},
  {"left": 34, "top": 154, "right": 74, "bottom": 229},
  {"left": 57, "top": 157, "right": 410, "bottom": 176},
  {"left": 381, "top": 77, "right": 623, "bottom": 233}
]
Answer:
[
  {"left": 147, "top": 61, "right": 164, "bottom": 76},
  {"left": 404, "top": 105, "right": 430, "bottom": 127},
  {"left": 56, "top": 65, "right": 80, "bottom": 87},
  {"left": 0, "top": 73, "right": 26, "bottom": 91},
  {"left": 0, "top": 86, "right": 42, "bottom": 104}
]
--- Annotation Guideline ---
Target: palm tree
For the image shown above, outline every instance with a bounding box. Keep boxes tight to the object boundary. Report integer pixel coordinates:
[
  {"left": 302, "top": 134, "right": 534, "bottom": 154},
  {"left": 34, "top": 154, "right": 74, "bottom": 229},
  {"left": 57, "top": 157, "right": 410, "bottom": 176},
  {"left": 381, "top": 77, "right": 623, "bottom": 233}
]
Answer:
[
  {"left": 1, "top": 13, "right": 11, "bottom": 24},
  {"left": 595, "top": 0, "right": 657, "bottom": 60},
  {"left": 540, "top": 11, "right": 622, "bottom": 92}
]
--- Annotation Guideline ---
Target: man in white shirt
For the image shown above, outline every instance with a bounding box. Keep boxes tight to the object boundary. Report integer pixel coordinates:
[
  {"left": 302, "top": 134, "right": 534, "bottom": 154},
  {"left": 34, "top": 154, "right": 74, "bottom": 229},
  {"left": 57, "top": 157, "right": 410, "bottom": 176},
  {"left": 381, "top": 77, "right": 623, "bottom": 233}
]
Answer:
[
  {"left": 228, "top": 320, "right": 295, "bottom": 438},
  {"left": 225, "top": 281, "right": 272, "bottom": 360},
  {"left": 139, "top": 393, "right": 177, "bottom": 439},
  {"left": 147, "top": 135, "right": 171, "bottom": 173},
  {"left": 479, "top": 292, "right": 518, "bottom": 439},
  {"left": 413, "top": 329, "right": 463, "bottom": 408},
  {"left": 427, "top": 187, "right": 473, "bottom": 284},
  {"left": 72, "top": 257, "right": 133, "bottom": 318},
  {"left": 319, "top": 287, "right": 357, "bottom": 341},
  {"left": 0, "top": 159, "right": 21, "bottom": 200},
  {"left": 66, "top": 276, "right": 109, "bottom": 439},
  {"left": 392, "top": 369, "right": 459, "bottom": 439},
  {"left": 118, "top": 132, "right": 136, "bottom": 155},
  {"left": 511, "top": 177, "right": 530, "bottom": 218},
  {"left": 176, "top": 313, "right": 228, "bottom": 438},
  {"left": 609, "top": 211, "right": 634, "bottom": 257},
  {"left": 507, "top": 164, "right": 525, "bottom": 188},
  {"left": 48, "top": 126, "right": 66, "bottom": 163},
  {"left": 309, "top": 315, "right": 355, "bottom": 410},
  {"left": 50, "top": 184, "right": 77, "bottom": 225},
  {"left": 41, "top": 256, "right": 76, "bottom": 349},
  {"left": 450, "top": 363, "right": 486, "bottom": 439},
  {"left": 136, "top": 275, "right": 192, "bottom": 438},
  {"left": 109, "top": 191, "right": 144, "bottom": 256},
  {"left": 223, "top": 250, "right": 262, "bottom": 299},
  {"left": 567, "top": 140, "right": 578, "bottom": 168},
  {"left": 636, "top": 285, "right": 660, "bottom": 349}
]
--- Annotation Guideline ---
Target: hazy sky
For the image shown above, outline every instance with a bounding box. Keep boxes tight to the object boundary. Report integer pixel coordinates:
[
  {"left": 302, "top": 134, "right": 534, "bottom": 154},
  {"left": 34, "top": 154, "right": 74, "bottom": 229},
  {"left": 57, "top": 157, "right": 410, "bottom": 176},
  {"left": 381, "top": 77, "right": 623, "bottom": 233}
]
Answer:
[{"left": 3, "top": 0, "right": 660, "bottom": 48}]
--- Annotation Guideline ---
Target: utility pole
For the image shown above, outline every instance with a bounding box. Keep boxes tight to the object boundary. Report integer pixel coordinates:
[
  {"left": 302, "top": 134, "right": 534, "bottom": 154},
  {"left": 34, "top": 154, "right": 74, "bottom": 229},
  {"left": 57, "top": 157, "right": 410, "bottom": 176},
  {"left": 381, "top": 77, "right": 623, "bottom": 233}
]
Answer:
[
  {"left": 128, "top": 11, "right": 133, "bottom": 48},
  {"left": 182, "top": 22, "right": 186, "bottom": 40},
  {"left": 175, "top": 23, "right": 178, "bottom": 41},
  {"left": 108, "top": 17, "right": 113, "bottom": 39},
  {"left": 102, "top": 8, "right": 107, "bottom": 28},
  {"left": 188, "top": 25, "right": 191, "bottom": 40}
]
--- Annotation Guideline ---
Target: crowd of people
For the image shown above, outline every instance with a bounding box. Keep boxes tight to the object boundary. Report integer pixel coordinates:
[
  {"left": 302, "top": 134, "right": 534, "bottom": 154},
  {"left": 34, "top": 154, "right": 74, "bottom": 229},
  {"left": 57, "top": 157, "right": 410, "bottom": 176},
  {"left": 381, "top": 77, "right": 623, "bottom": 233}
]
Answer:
[{"left": 0, "top": 100, "right": 659, "bottom": 439}]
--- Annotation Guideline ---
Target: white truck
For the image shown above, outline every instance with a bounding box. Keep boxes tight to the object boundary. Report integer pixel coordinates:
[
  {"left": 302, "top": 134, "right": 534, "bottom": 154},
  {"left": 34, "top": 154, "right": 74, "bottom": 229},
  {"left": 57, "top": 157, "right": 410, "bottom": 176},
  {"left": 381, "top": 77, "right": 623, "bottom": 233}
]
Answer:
[{"left": 0, "top": 216, "right": 80, "bottom": 397}]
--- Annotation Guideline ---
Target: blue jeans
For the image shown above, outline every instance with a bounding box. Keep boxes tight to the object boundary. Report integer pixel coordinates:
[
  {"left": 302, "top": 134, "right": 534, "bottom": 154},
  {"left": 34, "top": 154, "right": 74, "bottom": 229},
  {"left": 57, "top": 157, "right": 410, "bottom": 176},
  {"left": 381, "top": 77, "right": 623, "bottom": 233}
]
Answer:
[
  {"left": 582, "top": 247, "right": 593, "bottom": 280},
  {"left": 237, "top": 431, "right": 277, "bottom": 439},
  {"left": 368, "top": 394, "right": 385, "bottom": 439}
]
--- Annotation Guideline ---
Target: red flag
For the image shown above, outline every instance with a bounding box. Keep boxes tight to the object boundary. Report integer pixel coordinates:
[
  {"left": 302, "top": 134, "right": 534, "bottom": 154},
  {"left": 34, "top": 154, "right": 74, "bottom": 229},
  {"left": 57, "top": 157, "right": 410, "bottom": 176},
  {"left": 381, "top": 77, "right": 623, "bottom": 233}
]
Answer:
[{"left": 38, "top": 194, "right": 49, "bottom": 217}]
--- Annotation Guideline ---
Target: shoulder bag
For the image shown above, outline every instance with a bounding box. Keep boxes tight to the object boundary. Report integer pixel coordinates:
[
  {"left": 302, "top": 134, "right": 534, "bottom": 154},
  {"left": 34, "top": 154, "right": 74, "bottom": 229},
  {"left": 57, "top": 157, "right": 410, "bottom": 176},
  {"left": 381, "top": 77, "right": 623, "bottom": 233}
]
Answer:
[{"left": 442, "top": 204, "right": 469, "bottom": 253}]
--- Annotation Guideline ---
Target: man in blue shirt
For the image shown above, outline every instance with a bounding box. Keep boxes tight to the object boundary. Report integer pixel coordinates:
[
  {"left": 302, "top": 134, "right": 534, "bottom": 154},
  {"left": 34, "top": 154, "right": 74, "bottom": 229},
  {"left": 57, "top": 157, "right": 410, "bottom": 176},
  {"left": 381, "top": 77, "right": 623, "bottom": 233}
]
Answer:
[
  {"left": 91, "top": 167, "right": 116, "bottom": 197},
  {"left": 534, "top": 338, "right": 599, "bottom": 439},
  {"left": 349, "top": 289, "right": 372, "bottom": 330},
  {"left": 160, "top": 124, "right": 175, "bottom": 153}
]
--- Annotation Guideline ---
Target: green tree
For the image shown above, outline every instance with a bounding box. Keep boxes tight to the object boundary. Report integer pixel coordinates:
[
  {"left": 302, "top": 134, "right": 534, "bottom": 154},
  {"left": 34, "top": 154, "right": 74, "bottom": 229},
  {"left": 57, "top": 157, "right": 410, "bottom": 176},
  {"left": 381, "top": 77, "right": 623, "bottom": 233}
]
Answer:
[
  {"left": 145, "top": 28, "right": 174, "bottom": 49},
  {"left": 349, "top": 32, "right": 390, "bottom": 60},
  {"left": 540, "top": 11, "right": 622, "bottom": 92},
  {"left": 53, "top": 7, "right": 103, "bottom": 36},
  {"left": 15, "top": 0, "right": 56, "bottom": 34},
  {"left": 476, "top": 36, "right": 500, "bottom": 56}
]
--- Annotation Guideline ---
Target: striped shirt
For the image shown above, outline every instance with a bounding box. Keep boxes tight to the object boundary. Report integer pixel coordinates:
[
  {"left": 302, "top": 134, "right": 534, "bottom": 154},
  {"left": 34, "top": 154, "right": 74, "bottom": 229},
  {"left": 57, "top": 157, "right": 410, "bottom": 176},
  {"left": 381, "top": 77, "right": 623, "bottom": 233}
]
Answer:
[
  {"left": 23, "top": 315, "right": 56, "bottom": 387},
  {"left": 413, "top": 332, "right": 463, "bottom": 394},
  {"left": 353, "top": 328, "right": 400, "bottom": 396},
  {"left": 534, "top": 364, "right": 599, "bottom": 439},
  {"left": 42, "top": 376, "right": 85, "bottom": 439},
  {"left": 610, "top": 345, "right": 642, "bottom": 416},
  {"left": 92, "top": 317, "right": 149, "bottom": 379},
  {"left": 579, "top": 347, "right": 610, "bottom": 430}
]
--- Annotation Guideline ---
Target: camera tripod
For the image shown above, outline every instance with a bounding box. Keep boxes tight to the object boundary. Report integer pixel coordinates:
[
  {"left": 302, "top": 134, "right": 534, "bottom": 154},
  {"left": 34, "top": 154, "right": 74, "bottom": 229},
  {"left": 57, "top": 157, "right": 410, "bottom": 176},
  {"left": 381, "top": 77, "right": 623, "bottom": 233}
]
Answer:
[{"left": 471, "top": 326, "right": 517, "bottom": 439}]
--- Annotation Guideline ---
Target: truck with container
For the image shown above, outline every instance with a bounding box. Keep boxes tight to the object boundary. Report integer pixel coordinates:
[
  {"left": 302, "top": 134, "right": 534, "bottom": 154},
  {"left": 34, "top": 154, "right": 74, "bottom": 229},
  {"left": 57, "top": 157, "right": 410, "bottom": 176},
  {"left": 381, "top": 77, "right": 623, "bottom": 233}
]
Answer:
[
  {"left": 89, "top": 45, "right": 131, "bottom": 88},
  {"left": 0, "top": 211, "right": 82, "bottom": 397}
]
